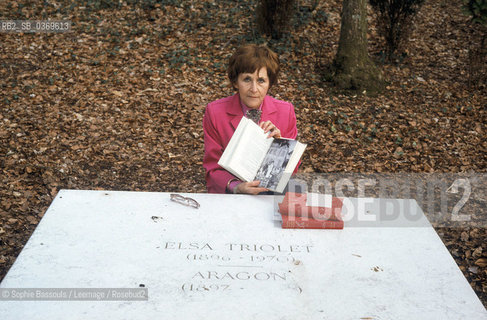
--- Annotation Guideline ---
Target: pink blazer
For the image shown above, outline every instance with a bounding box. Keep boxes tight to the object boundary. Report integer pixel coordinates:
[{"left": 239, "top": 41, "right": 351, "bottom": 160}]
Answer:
[{"left": 203, "top": 93, "right": 298, "bottom": 193}]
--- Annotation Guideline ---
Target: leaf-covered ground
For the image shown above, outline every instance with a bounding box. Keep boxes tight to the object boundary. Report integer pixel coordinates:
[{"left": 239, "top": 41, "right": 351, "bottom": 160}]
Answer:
[{"left": 1, "top": 0, "right": 486, "bottom": 307}]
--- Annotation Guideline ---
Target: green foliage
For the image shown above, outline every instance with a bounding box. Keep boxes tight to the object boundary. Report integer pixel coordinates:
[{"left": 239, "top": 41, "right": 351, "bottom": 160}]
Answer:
[
  {"left": 163, "top": 48, "right": 198, "bottom": 69},
  {"left": 126, "top": 0, "right": 180, "bottom": 10},
  {"left": 293, "top": 1, "right": 321, "bottom": 27},
  {"left": 256, "top": 0, "right": 296, "bottom": 39},
  {"left": 73, "top": 0, "right": 179, "bottom": 11},
  {"left": 79, "top": 0, "right": 121, "bottom": 10},
  {"left": 462, "top": 0, "right": 487, "bottom": 25},
  {"left": 369, "top": 0, "right": 425, "bottom": 62}
]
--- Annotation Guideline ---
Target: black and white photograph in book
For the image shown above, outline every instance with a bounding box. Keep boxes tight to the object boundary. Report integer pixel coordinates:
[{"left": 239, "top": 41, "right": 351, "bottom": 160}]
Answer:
[{"left": 255, "top": 139, "right": 297, "bottom": 190}]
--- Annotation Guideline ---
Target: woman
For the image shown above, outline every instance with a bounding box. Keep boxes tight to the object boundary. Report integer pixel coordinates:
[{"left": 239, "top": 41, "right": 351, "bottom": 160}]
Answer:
[{"left": 203, "top": 44, "right": 298, "bottom": 194}]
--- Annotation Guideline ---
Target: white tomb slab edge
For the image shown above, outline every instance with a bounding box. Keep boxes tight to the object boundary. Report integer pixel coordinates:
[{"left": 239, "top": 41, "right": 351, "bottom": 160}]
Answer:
[{"left": 0, "top": 189, "right": 486, "bottom": 320}]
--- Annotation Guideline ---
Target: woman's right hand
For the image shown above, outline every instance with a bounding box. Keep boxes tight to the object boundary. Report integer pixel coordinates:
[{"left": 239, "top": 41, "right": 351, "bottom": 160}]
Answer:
[{"left": 234, "top": 181, "right": 269, "bottom": 195}]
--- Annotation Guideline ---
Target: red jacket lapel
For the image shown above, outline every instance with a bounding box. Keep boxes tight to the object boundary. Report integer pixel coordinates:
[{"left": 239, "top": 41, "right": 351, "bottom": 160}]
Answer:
[
  {"left": 261, "top": 95, "right": 278, "bottom": 121},
  {"left": 226, "top": 94, "right": 244, "bottom": 130}
]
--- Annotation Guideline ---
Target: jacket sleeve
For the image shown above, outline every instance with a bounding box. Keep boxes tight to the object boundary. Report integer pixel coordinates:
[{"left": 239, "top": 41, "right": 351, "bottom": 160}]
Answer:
[{"left": 202, "top": 105, "right": 238, "bottom": 193}]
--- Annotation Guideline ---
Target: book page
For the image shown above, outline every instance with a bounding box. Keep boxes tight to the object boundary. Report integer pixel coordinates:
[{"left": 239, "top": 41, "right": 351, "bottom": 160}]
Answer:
[
  {"left": 274, "top": 141, "right": 307, "bottom": 193},
  {"left": 218, "top": 117, "right": 273, "bottom": 182},
  {"left": 218, "top": 117, "right": 249, "bottom": 169},
  {"left": 255, "top": 139, "right": 297, "bottom": 190}
]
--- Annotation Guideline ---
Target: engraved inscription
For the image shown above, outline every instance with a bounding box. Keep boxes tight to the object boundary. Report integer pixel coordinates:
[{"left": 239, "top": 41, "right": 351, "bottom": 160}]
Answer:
[
  {"left": 192, "top": 271, "right": 287, "bottom": 281},
  {"left": 161, "top": 240, "right": 312, "bottom": 294}
]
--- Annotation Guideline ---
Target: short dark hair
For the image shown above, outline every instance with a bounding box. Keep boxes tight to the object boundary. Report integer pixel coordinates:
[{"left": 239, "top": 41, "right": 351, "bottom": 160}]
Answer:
[{"left": 228, "top": 44, "right": 280, "bottom": 88}]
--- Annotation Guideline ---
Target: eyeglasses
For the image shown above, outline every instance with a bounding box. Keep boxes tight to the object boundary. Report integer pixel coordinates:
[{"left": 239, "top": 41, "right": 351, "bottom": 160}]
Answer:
[{"left": 170, "top": 194, "right": 200, "bottom": 209}]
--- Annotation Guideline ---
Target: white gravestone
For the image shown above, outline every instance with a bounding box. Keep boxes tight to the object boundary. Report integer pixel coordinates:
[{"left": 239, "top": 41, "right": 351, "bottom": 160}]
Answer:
[{"left": 0, "top": 190, "right": 486, "bottom": 319}]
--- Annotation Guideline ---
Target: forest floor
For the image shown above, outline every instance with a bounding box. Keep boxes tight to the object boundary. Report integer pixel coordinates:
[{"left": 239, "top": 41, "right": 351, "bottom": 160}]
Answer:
[{"left": 0, "top": 0, "right": 486, "bottom": 308}]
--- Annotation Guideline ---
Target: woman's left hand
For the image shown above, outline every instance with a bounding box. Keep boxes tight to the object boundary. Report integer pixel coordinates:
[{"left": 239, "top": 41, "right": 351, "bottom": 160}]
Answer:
[{"left": 260, "top": 120, "right": 281, "bottom": 139}]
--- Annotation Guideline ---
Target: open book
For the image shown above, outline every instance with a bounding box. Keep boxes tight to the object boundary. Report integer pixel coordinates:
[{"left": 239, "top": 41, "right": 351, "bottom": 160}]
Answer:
[{"left": 218, "top": 117, "right": 307, "bottom": 193}]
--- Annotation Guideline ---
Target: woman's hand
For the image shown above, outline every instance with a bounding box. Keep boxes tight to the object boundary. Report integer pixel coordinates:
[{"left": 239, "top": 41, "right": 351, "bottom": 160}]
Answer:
[
  {"left": 259, "top": 120, "right": 281, "bottom": 138},
  {"left": 234, "top": 181, "right": 269, "bottom": 195}
]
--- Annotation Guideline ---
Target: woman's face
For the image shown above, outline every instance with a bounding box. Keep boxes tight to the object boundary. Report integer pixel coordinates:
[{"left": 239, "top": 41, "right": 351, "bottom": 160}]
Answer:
[{"left": 234, "top": 67, "right": 270, "bottom": 109}]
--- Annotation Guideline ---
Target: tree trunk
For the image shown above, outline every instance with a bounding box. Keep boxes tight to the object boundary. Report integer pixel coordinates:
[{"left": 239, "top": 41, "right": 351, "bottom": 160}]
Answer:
[{"left": 332, "top": 0, "right": 384, "bottom": 93}]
